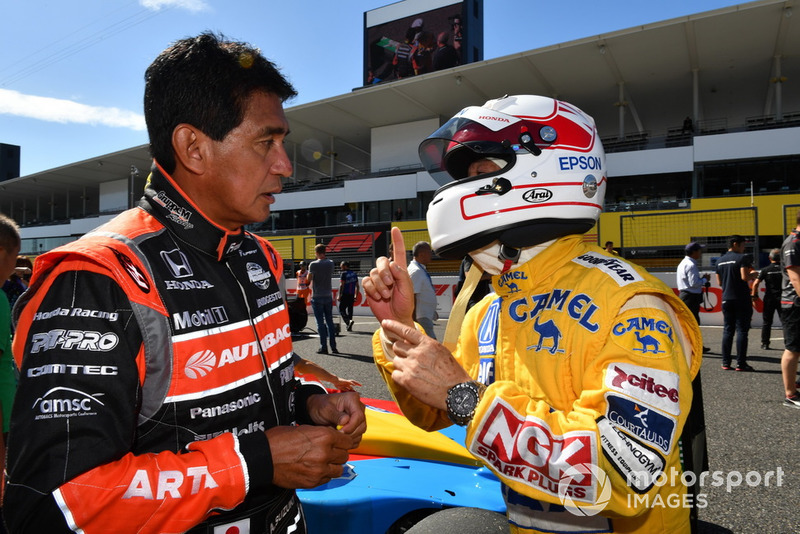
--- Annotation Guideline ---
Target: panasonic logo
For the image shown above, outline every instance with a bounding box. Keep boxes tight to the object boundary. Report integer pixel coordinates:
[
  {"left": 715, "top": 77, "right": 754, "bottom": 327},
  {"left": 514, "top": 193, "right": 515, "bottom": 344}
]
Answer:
[{"left": 522, "top": 188, "right": 553, "bottom": 203}]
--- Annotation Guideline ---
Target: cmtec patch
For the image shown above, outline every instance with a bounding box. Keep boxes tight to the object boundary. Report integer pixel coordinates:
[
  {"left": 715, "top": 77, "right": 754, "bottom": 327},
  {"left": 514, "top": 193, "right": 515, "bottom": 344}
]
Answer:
[{"left": 604, "top": 393, "right": 676, "bottom": 455}]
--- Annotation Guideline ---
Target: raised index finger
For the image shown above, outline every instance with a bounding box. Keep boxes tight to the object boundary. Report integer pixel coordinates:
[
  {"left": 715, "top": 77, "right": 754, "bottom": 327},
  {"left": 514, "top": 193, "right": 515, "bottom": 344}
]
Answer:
[{"left": 390, "top": 227, "right": 407, "bottom": 270}]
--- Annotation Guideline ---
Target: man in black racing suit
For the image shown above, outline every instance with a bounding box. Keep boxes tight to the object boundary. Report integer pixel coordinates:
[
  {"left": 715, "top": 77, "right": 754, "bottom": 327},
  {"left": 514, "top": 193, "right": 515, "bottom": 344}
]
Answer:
[{"left": 4, "top": 32, "right": 365, "bottom": 534}]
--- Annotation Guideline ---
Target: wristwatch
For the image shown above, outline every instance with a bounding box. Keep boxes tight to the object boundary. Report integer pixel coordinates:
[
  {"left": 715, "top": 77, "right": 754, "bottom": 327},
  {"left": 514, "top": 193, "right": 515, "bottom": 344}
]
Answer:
[{"left": 446, "top": 381, "right": 487, "bottom": 426}]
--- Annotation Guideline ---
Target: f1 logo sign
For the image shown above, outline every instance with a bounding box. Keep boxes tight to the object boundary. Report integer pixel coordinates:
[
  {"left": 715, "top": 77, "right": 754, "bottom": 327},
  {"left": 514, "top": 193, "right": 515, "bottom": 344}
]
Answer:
[{"left": 325, "top": 233, "right": 380, "bottom": 253}]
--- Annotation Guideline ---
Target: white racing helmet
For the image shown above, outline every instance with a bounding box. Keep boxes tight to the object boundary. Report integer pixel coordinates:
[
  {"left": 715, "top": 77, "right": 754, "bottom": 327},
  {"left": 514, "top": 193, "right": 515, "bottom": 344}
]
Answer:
[{"left": 420, "top": 95, "right": 606, "bottom": 260}]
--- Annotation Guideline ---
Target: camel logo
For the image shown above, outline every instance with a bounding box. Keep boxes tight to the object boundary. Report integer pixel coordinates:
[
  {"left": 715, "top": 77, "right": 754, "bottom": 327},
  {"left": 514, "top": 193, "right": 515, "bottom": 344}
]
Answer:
[
  {"left": 611, "top": 316, "right": 673, "bottom": 357},
  {"left": 507, "top": 282, "right": 521, "bottom": 294},
  {"left": 529, "top": 317, "right": 563, "bottom": 354},
  {"left": 633, "top": 331, "right": 663, "bottom": 354}
]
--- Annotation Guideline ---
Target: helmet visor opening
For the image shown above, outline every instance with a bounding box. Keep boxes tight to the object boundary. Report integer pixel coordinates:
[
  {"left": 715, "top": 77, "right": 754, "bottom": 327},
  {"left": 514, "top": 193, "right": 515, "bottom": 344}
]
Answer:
[{"left": 419, "top": 116, "right": 522, "bottom": 184}]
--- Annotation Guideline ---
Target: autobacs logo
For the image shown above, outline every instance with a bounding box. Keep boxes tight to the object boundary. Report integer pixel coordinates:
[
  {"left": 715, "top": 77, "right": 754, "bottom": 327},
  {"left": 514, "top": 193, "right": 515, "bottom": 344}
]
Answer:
[{"left": 184, "top": 324, "right": 292, "bottom": 379}]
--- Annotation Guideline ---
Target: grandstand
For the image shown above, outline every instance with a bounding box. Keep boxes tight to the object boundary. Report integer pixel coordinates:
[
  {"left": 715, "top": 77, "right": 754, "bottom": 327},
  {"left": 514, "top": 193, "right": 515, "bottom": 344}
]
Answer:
[{"left": 1, "top": 0, "right": 798, "bottom": 274}]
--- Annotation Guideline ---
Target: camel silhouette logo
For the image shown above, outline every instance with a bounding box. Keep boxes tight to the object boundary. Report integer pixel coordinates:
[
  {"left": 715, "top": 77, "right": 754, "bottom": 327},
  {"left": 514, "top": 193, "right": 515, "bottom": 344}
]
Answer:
[
  {"left": 633, "top": 331, "right": 663, "bottom": 354},
  {"left": 529, "top": 317, "right": 563, "bottom": 354},
  {"left": 506, "top": 282, "right": 521, "bottom": 294}
]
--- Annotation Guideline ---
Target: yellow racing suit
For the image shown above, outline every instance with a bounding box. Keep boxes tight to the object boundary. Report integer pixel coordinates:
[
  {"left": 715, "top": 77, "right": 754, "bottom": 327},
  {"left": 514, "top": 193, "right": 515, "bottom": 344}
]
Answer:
[{"left": 374, "top": 235, "right": 703, "bottom": 533}]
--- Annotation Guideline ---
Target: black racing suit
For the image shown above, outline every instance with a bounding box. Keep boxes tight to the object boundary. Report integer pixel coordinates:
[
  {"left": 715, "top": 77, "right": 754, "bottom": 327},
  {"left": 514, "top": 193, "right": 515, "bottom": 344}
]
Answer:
[{"left": 5, "top": 163, "right": 325, "bottom": 533}]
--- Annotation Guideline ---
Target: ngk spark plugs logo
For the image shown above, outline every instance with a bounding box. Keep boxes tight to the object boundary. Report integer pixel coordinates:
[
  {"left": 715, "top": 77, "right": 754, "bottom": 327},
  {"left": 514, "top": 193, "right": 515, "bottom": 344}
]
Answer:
[
  {"left": 471, "top": 398, "right": 598, "bottom": 500},
  {"left": 32, "top": 387, "right": 105, "bottom": 420}
]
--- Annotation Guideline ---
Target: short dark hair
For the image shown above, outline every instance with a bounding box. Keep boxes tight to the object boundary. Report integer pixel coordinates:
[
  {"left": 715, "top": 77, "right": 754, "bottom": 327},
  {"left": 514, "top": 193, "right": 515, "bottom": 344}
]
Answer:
[
  {"left": 144, "top": 32, "right": 297, "bottom": 174},
  {"left": 315, "top": 243, "right": 327, "bottom": 254},
  {"left": 0, "top": 213, "right": 21, "bottom": 252},
  {"left": 412, "top": 241, "right": 431, "bottom": 257},
  {"left": 728, "top": 235, "right": 745, "bottom": 248}
]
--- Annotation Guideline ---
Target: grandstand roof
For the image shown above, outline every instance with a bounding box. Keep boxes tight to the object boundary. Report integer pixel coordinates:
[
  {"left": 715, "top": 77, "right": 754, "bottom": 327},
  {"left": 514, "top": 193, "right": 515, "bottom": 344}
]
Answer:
[{"left": 1, "top": 0, "right": 796, "bottom": 204}]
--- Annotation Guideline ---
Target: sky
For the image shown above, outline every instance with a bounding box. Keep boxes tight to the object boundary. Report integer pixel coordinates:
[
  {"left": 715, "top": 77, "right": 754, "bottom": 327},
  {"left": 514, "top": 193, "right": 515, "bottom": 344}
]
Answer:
[{"left": 1, "top": 0, "right": 748, "bottom": 177}]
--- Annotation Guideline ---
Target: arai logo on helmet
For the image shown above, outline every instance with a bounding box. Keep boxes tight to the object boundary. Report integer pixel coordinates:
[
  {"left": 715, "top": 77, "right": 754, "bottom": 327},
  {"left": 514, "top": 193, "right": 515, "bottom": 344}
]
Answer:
[{"left": 522, "top": 188, "right": 553, "bottom": 203}]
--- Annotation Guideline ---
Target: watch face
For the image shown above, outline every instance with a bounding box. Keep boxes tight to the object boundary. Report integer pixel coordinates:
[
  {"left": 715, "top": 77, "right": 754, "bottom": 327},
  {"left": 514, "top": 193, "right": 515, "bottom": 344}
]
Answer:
[{"left": 452, "top": 388, "right": 476, "bottom": 413}]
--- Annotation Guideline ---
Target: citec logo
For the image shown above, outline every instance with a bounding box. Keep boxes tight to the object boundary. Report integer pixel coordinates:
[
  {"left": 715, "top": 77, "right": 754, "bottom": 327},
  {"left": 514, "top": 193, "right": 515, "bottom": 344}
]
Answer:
[
  {"left": 605, "top": 363, "right": 680, "bottom": 416},
  {"left": 522, "top": 188, "right": 553, "bottom": 204},
  {"left": 161, "top": 249, "right": 193, "bottom": 279},
  {"left": 32, "top": 387, "right": 105, "bottom": 420},
  {"left": 109, "top": 247, "right": 150, "bottom": 293},
  {"left": 246, "top": 262, "right": 271, "bottom": 290}
]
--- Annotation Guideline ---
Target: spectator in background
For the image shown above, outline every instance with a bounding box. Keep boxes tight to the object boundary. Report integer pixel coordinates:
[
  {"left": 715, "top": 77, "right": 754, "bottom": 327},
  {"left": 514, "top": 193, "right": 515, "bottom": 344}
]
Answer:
[
  {"left": 392, "top": 27, "right": 416, "bottom": 79},
  {"left": 432, "top": 31, "right": 459, "bottom": 71},
  {"left": 0, "top": 215, "right": 22, "bottom": 522},
  {"left": 408, "top": 241, "right": 438, "bottom": 340},
  {"left": 752, "top": 248, "right": 782, "bottom": 350},
  {"left": 604, "top": 240, "right": 619, "bottom": 255},
  {"left": 780, "top": 210, "right": 800, "bottom": 408},
  {"left": 309, "top": 243, "right": 338, "bottom": 354},
  {"left": 716, "top": 235, "right": 757, "bottom": 371},
  {"left": 2, "top": 255, "right": 32, "bottom": 312},
  {"left": 338, "top": 261, "right": 360, "bottom": 331},
  {"left": 677, "top": 242, "right": 711, "bottom": 353}
]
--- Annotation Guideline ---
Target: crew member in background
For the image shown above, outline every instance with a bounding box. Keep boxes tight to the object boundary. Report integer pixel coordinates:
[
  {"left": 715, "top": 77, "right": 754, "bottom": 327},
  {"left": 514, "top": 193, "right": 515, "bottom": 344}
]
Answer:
[
  {"left": 677, "top": 241, "right": 711, "bottom": 353},
  {"left": 752, "top": 248, "right": 782, "bottom": 350},
  {"left": 716, "top": 235, "right": 757, "bottom": 371},
  {"left": 296, "top": 260, "right": 311, "bottom": 305},
  {"left": 780, "top": 210, "right": 800, "bottom": 408}
]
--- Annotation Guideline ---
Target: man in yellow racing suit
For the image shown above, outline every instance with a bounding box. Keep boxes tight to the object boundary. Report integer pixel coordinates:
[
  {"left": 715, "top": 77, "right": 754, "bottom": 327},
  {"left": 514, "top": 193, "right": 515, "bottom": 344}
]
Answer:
[{"left": 362, "top": 95, "right": 704, "bottom": 533}]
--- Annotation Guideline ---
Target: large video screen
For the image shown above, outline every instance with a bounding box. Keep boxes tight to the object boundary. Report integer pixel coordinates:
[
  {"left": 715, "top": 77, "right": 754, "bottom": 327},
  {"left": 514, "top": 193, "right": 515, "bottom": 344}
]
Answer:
[{"left": 364, "top": 0, "right": 481, "bottom": 86}]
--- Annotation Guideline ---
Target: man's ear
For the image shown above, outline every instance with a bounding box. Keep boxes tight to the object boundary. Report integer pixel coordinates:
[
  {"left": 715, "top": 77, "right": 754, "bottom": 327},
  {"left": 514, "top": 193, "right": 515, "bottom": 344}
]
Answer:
[{"left": 172, "top": 124, "right": 208, "bottom": 175}]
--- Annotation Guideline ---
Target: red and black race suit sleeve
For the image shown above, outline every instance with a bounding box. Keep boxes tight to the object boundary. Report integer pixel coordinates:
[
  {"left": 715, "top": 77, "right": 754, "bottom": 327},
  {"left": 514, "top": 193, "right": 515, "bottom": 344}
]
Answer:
[{"left": 5, "top": 269, "right": 249, "bottom": 533}]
